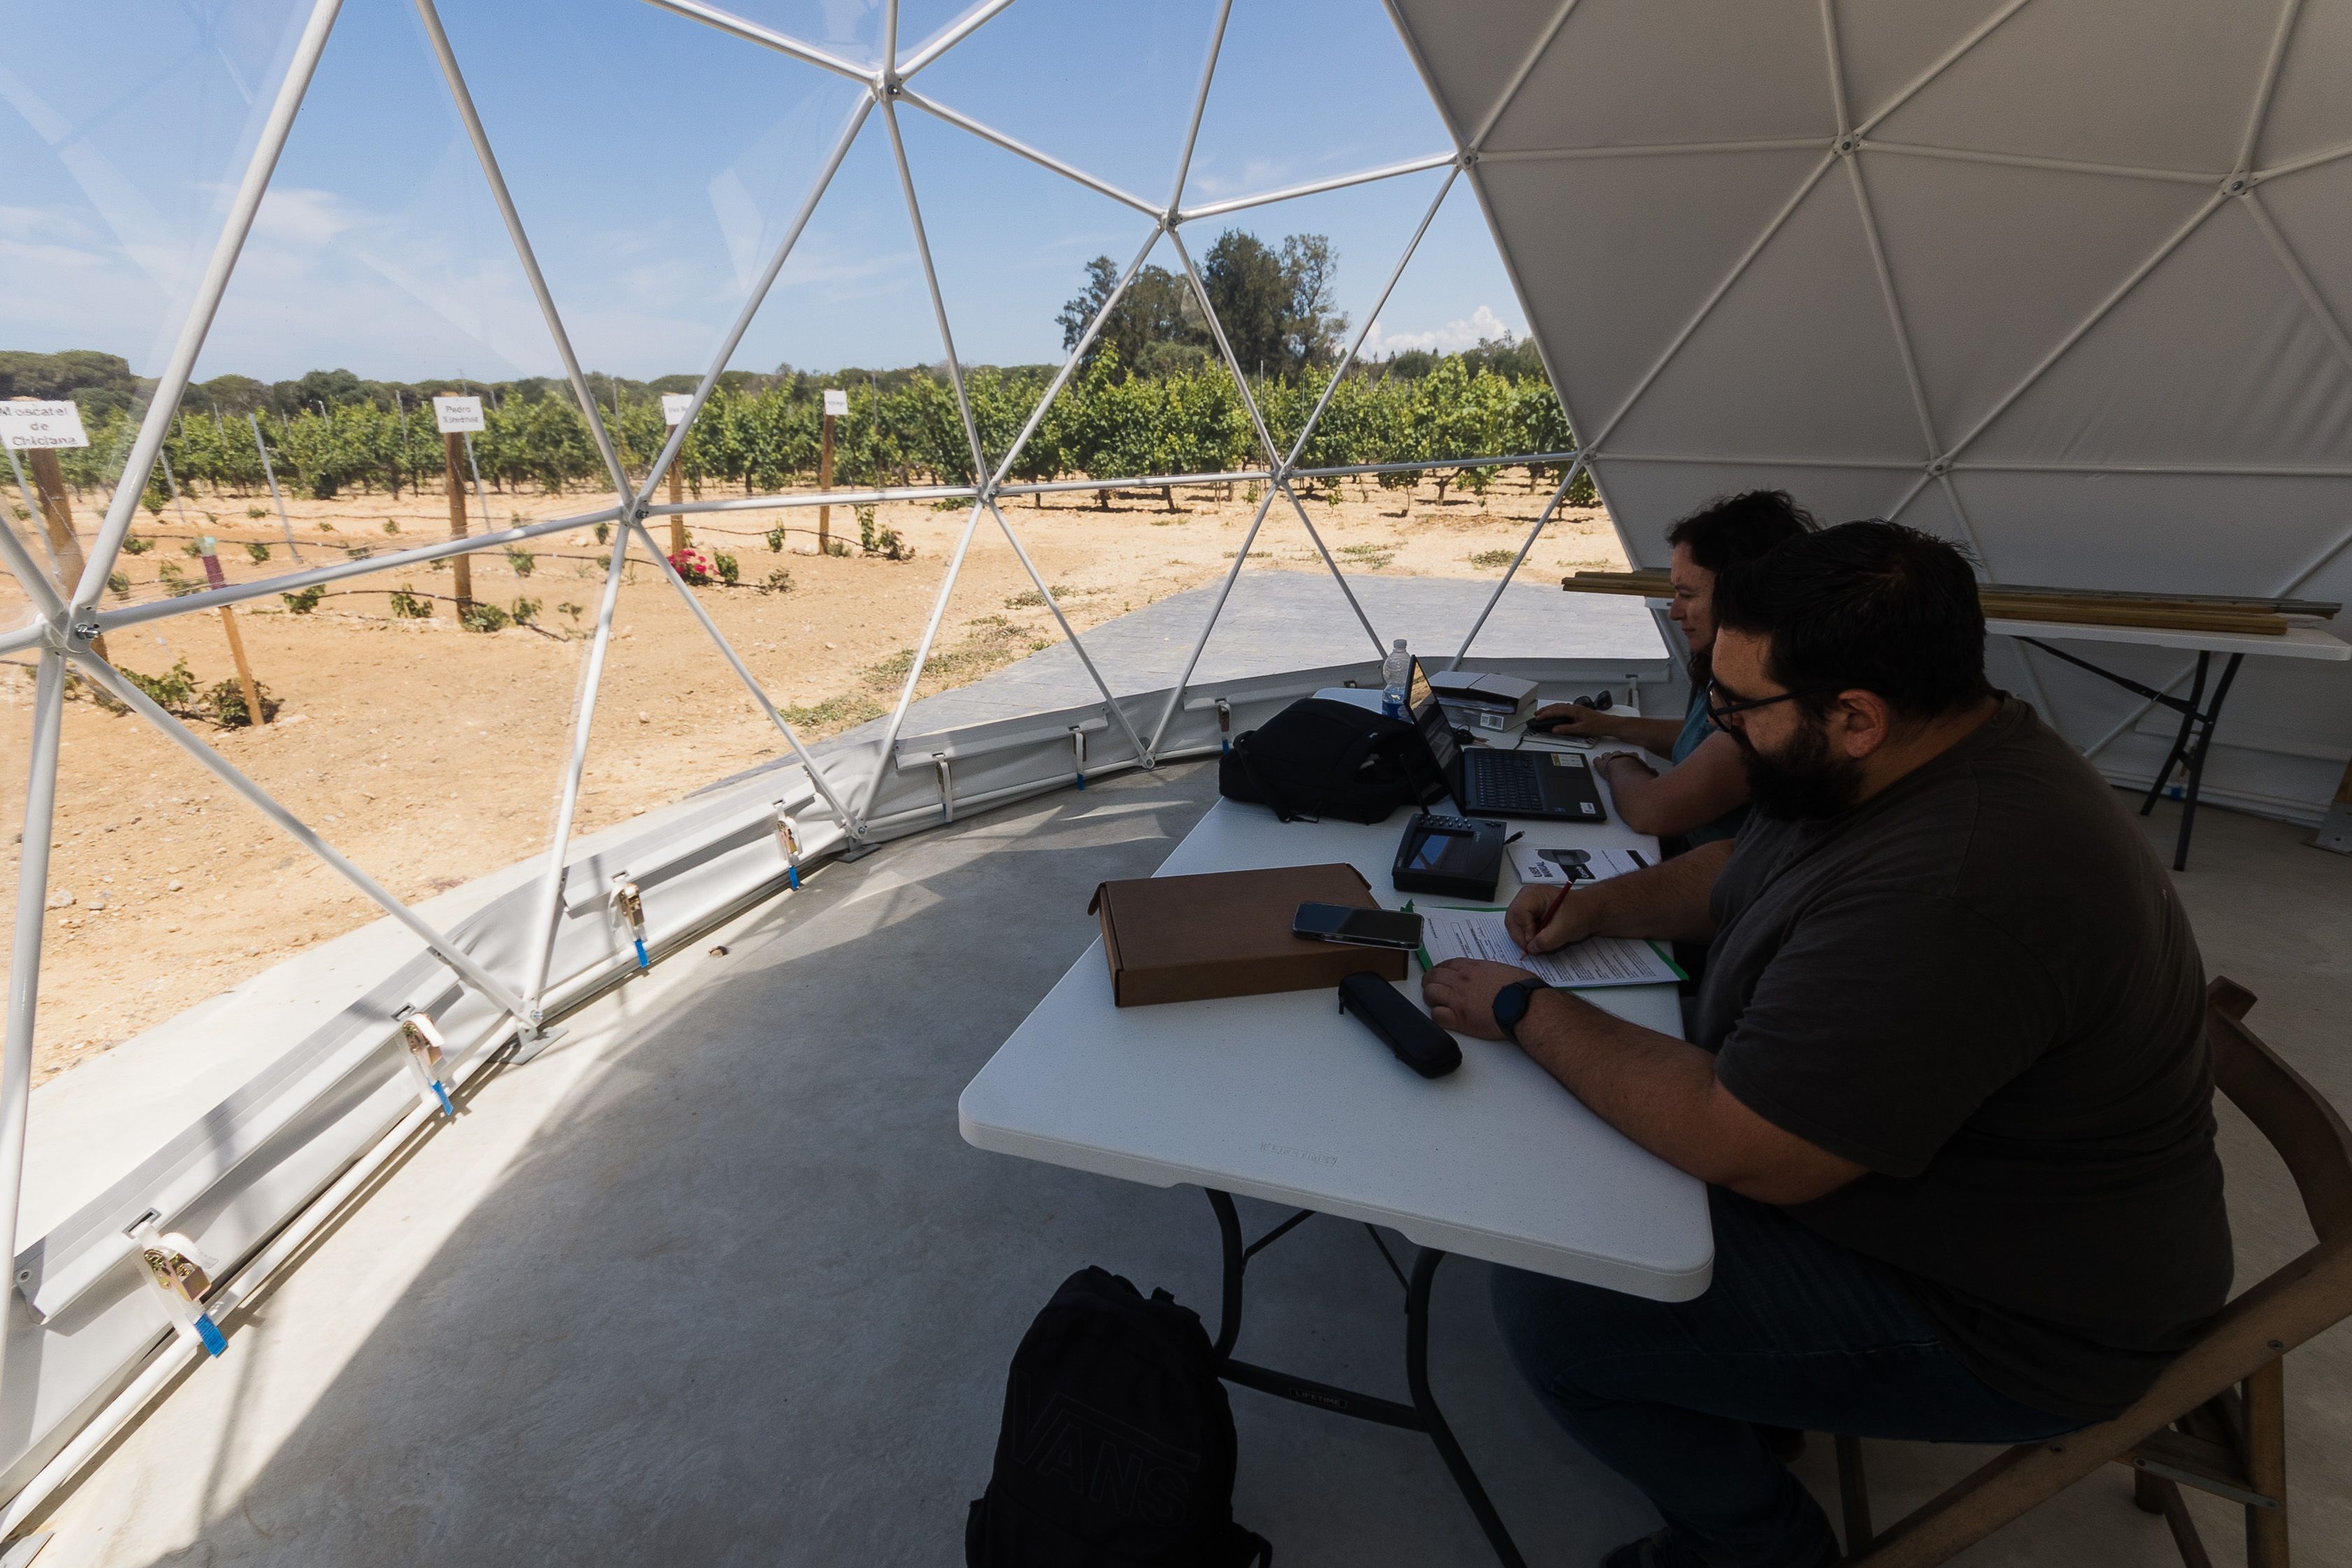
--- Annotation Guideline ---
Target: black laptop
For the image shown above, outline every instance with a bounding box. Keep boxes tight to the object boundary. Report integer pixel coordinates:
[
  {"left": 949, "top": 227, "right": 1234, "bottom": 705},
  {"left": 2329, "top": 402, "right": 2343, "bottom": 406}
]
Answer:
[{"left": 1405, "top": 661, "right": 1607, "bottom": 822}]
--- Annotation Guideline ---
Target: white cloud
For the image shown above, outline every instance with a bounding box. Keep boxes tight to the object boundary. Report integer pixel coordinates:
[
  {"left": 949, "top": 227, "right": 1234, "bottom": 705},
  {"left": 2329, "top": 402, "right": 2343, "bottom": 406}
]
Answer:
[{"left": 1361, "top": 304, "right": 1511, "bottom": 359}]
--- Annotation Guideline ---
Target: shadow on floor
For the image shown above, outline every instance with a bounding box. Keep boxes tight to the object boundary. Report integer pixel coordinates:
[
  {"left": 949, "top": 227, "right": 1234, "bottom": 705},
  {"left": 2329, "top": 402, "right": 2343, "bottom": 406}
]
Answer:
[{"left": 32, "top": 777, "right": 2352, "bottom": 1568}]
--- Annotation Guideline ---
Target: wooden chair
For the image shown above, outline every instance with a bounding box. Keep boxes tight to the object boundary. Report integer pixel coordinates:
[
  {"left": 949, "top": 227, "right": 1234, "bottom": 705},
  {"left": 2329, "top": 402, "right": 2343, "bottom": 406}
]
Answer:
[{"left": 1834, "top": 978, "right": 2352, "bottom": 1568}]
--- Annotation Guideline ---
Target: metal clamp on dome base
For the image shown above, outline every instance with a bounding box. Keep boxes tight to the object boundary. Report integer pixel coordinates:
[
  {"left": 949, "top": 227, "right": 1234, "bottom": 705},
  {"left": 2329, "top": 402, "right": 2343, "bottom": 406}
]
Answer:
[
  {"left": 777, "top": 810, "right": 804, "bottom": 890},
  {"left": 129, "top": 1218, "right": 226, "bottom": 1360},
  {"left": 611, "top": 877, "right": 649, "bottom": 971},
  {"left": 396, "top": 1008, "right": 457, "bottom": 1120}
]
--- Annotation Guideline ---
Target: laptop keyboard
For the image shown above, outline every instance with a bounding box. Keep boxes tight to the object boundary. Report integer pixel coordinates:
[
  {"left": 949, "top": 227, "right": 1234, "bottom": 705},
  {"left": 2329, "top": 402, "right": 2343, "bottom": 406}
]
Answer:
[{"left": 1465, "top": 751, "right": 1545, "bottom": 813}]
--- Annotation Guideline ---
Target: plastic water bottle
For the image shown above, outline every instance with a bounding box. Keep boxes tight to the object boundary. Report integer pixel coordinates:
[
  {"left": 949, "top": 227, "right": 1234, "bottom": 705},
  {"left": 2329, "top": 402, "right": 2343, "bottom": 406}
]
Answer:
[{"left": 1381, "top": 638, "right": 1412, "bottom": 718}]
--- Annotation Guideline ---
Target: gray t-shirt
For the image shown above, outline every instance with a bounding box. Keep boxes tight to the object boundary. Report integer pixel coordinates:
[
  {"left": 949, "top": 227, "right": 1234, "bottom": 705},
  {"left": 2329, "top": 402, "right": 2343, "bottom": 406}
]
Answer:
[{"left": 1697, "top": 698, "right": 2231, "bottom": 1420}]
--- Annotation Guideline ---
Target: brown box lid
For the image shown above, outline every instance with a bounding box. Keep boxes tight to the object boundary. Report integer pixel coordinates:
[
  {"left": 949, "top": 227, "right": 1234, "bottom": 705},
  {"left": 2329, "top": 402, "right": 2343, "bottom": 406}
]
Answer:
[{"left": 1087, "top": 862, "right": 1409, "bottom": 1008}]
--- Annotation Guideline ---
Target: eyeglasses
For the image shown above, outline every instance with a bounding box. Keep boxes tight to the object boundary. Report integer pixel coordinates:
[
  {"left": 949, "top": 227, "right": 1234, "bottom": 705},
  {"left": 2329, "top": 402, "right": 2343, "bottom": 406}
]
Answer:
[{"left": 1703, "top": 678, "right": 1834, "bottom": 726}]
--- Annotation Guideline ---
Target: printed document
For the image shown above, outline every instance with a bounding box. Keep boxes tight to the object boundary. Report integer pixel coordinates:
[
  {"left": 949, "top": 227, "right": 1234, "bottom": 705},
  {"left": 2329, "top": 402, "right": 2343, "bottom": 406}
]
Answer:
[
  {"left": 1506, "top": 842, "right": 1649, "bottom": 890},
  {"left": 1416, "top": 907, "right": 1682, "bottom": 989}
]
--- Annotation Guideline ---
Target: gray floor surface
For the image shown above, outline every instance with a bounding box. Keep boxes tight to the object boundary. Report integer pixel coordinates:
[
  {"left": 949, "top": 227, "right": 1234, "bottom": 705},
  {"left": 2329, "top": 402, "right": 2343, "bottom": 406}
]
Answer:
[{"left": 23, "top": 764, "right": 2352, "bottom": 1568}]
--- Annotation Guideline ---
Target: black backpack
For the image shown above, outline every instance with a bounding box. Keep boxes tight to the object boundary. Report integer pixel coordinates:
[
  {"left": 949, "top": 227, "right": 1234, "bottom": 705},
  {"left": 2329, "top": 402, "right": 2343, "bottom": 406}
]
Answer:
[
  {"left": 967, "top": 1267, "right": 1271, "bottom": 1568},
  {"left": 1218, "top": 698, "right": 1444, "bottom": 825}
]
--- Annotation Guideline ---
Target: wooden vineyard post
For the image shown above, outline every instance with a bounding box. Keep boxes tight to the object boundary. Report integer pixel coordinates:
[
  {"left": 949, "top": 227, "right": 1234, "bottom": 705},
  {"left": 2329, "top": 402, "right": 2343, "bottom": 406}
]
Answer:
[
  {"left": 432, "top": 392, "right": 485, "bottom": 620},
  {"left": 10, "top": 395, "right": 104, "bottom": 660},
  {"left": 444, "top": 426, "right": 472, "bottom": 616},
  {"left": 218, "top": 606, "right": 264, "bottom": 728},
  {"left": 196, "top": 536, "right": 265, "bottom": 725},
  {"left": 662, "top": 392, "right": 690, "bottom": 559},
  {"left": 819, "top": 387, "right": 846, "bottom": 555},
  {"left": 669, "top": 464, "right": 685, "bottom": 560}
]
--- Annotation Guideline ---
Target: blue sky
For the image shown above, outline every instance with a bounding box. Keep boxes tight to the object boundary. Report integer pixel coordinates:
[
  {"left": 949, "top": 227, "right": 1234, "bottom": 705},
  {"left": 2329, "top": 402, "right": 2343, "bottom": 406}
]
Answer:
[{"left": 3, "top": 0, "right": 1528, "bottom": 384}]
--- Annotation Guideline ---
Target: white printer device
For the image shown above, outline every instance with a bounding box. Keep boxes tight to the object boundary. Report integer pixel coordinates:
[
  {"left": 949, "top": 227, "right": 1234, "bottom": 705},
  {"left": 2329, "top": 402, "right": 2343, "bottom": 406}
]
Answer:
[{"left": 1427, "top": 669, "right": 1539, "bottom": 732}]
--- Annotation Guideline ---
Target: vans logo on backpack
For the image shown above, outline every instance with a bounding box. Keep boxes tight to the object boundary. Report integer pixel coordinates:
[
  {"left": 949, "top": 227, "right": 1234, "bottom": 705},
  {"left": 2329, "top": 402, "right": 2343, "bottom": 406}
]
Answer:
[{"left": 1013, "top": 1390, "right": 1200, "bottom": 1523}]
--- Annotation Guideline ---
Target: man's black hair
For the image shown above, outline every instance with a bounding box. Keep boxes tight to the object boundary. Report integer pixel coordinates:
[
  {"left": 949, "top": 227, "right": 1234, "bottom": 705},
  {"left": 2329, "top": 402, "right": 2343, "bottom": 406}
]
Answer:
[
  {"left": 1711, "top": 520, "right": 1993, "bottom": 720},
  {"left": 1663, "top": 489, "right": 1816, "bottom": 576}
]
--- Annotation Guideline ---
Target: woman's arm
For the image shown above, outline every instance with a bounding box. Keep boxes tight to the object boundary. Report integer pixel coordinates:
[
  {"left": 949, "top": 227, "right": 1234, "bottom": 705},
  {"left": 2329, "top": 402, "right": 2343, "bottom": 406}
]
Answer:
[{"left": 1596, "top": 730, "right": 1751, "bottom": 839}]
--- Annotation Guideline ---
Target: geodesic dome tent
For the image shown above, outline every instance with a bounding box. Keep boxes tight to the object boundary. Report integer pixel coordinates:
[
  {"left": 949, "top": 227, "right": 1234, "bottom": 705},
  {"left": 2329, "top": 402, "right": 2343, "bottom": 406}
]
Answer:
[{"left": 0, "top": 0, "right": 2348, "bottom": 1530}]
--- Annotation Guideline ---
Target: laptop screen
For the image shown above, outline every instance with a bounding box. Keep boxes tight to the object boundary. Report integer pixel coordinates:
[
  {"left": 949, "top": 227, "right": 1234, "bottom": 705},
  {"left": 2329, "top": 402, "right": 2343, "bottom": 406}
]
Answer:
[{"left": 1407, "top": 659, "right": 1460, "bottom": 778}]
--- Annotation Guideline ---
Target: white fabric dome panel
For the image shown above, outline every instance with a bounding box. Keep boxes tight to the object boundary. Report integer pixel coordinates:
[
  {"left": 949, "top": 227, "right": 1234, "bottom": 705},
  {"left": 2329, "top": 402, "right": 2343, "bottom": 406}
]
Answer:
[
  {"left": 1476, "top": 149, "right": 1825, "bottom": 433},
  {"left": 1484, "top": 0, "right": 1834, "bottom": 152},
  {"left": 1387, "top": 0, "right": 2352, "bottom": 822},
  {"left": 2254, "top": 0, "right": 2352, "bottom": 167},
  {"left": 1869, "top": 1, "right": 2279, "bottom": 173},
  {"left": 1602, "top": 172, "right": 1925, "bottom": 462},
  {"left": 1860, "top": 156, "right": 2214, "bottom": 442}
]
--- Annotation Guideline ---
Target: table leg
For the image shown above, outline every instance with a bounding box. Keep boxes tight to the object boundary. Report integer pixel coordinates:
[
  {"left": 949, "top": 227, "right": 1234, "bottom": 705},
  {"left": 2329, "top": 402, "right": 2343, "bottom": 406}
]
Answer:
[
  {"left": 1199, "top": 1192, "right": 1530, "bottom": 1566},
  {"left": 2171, "top": 653, "right": 2243, "bottom": 872},
  {"left": 1406, "top": 1248, "right": 1530, "bottom": 1568},
  {"left": 2141, "top": 651, "right": 2210, "bottom": 818},
  {"left": 1208, "top": 1188, "right": 1246, "bottom": 1360}
]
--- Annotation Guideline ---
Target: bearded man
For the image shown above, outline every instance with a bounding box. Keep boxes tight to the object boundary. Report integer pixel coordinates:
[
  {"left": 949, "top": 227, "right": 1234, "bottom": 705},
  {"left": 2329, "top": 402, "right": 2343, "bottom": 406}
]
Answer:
[{"left": 1421, "top": 521, "right": 2231, "bottom": 1568}]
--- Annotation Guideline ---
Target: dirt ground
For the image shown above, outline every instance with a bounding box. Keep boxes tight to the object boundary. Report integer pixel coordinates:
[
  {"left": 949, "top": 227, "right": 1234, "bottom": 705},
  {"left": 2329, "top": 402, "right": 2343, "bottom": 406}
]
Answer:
[{"left": 1, "top": 474, "right": 1625, "bottom": 1081}]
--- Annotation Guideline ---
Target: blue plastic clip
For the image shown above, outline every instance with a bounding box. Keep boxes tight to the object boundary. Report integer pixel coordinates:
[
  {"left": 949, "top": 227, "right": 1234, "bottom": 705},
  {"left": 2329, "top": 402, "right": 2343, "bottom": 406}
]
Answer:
[
  {"left": 632, "top": 936, "right": 649, "bottom": 970},
  {"left": 432, "top": 1081, "right": 455, "bottom": 1118},
  {"left": 787, "top": 866, "right": 801, "bottom": 890},
  {"left": 194, "top": 1313, "right": 227, "bottom": 1357}
]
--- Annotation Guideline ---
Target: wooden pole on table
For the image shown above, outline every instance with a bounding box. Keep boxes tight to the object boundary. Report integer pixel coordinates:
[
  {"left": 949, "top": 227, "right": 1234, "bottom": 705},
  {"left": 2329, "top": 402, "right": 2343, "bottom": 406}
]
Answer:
[
  {"left": 443, "top": 404, "right": 472, "bottom": 618},
  {"left": 818, "top": 406, "right": 835, "bottom": 555},
  {"left": 13, "top": 398, "right": 104, "bottom": 660}
]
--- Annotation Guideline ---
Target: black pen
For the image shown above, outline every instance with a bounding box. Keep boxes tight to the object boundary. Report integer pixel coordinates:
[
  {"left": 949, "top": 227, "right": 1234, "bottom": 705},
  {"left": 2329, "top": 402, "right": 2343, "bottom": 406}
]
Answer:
[{"left": 1504, "top": 831, "right": 1523, "bottom": 845}]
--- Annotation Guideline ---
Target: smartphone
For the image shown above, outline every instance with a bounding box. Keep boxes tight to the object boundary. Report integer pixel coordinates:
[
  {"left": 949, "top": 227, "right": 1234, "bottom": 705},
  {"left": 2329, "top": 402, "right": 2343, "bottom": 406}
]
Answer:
[{"left": 1292, "top": 901, "right": 1425, "bottom": 950}]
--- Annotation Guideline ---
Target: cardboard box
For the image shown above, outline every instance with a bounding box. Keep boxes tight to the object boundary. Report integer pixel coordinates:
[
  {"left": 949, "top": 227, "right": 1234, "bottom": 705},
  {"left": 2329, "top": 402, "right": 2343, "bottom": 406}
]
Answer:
[
  {"left": 1429, "top": 669, "right": 1538, "bottom": 730},
  {"left": 1088, "top": 863, "right": 1409, "bottom": 1007}
]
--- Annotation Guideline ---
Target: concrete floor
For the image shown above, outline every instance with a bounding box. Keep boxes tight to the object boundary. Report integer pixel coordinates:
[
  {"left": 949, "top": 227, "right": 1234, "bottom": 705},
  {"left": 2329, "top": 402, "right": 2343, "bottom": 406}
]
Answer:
[{"left": 20, "top": 765, "right": 2352, "bottom": 1568}]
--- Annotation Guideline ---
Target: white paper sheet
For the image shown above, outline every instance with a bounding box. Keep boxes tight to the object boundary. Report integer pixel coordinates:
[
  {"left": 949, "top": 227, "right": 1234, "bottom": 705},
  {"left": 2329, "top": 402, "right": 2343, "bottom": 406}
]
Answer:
[
  {"left": 1506, "top": 842, "right": 1650, "bottom": 890},
  {"left": 1416, "top": 907, "right": 1681, "bottom": 989}
]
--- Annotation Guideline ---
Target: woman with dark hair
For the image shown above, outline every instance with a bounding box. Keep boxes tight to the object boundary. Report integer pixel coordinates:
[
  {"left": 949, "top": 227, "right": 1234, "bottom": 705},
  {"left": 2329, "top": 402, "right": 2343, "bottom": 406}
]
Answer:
[{"left": 1532, "top": 490, "right": 1815, "bottom": 844}]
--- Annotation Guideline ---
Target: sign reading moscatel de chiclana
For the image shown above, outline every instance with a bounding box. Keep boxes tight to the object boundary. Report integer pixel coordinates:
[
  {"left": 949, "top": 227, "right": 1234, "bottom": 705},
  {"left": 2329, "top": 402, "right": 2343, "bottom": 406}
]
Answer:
[
  {"left": 1, "top": 401, "right": 91, "bottom": 450},
  {"left": 662, "top": 392, "right": 694, "bottom": 427},
  {"left": 432, "top": 395, "right": 485, "bottom": 434}
]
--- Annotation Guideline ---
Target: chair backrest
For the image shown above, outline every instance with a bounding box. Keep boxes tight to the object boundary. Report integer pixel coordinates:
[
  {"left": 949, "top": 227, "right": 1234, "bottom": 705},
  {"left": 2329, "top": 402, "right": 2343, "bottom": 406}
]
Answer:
[{"left": 2206, "top": 978, "right": 2352, "bottom": 1247}]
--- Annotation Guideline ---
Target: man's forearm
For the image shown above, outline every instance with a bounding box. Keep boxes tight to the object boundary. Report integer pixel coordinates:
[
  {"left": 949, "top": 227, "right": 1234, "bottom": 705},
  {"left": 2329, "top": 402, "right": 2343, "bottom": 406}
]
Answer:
[
  {"left": 1513, "top": 990, "right": 1728, "bottom": 1177},
  {"left": 1582, "top": 838, "right": 1729, "bottom": 942},
  {"left": 1511, "top": 986, "right": 1862, "bottom": 1203}
]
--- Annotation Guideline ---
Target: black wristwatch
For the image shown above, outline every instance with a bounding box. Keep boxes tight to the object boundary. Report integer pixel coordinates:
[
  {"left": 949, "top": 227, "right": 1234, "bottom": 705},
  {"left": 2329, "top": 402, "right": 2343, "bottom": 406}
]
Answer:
[{"left": 1491, "top": 979, "right": 1549, "bottom": 1044}]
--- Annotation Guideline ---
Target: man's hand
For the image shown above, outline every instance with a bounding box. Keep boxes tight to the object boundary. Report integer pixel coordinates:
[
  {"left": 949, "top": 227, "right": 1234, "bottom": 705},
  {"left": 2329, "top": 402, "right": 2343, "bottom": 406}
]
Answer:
[
  {"left": 1420, "top": 957, "right": 1538, "bottom": 1041},
  {"left": 1505, "top": 883, "right": 1603, "bottom": 953},
  {"left": 1529, "top": 701, "right": 1616, "bottom": 739}
]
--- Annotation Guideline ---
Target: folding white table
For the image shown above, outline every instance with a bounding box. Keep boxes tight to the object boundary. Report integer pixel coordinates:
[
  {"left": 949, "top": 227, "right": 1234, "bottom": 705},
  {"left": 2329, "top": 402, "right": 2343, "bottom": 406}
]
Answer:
[
  {"left": 960, "top": 774, "right": 1711, "bottom": 1567},
  {"left": 1996, "top": 618, "right": 2349, "bottom": 871}
]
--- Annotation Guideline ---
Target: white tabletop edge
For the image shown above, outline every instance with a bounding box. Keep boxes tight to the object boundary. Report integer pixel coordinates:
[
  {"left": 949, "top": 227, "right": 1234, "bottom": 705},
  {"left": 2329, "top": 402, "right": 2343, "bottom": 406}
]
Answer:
[
  {"left": 1988, "top": 618, "right": 2349, "bottom": 660},
  {"left": 957, "top": 1097, "right": 1715, "bottom": 1302}
]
